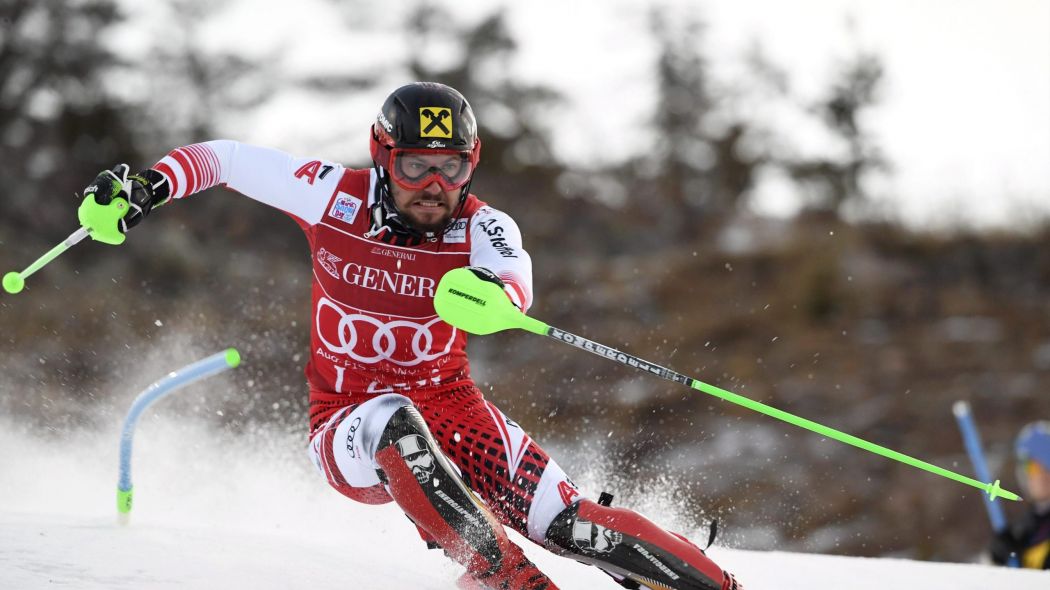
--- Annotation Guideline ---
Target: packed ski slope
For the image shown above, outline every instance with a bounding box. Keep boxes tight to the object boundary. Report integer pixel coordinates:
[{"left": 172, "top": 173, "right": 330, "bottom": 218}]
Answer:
[{"left": 1, "top": 416, "right": 1045, "bottom": 589}]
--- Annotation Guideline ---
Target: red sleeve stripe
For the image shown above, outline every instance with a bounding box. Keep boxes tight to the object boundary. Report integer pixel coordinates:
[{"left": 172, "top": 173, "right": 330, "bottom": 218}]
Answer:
[
  {"left": 203, "top": 144, "right": 221, "bottom": 185},
  {"left": 157, "top": 143, "right": 222, "bottom": 199},
  {"left": 197, "top": 143, "right": 221, "bottom": 188},
  {"left": 153, "top": 161, "right": 180, "bottom": 198},
  {"left": 188, "top": 145, "right": 212, "bottom": 188},
  {"left": 183, "top": 145, "right": 205, "bottom": 189},
  {"left": 498, "top": 273, "right": 530, "bottom": 311},
  {"left": 170, "top": 148, "right": 198, "bottom": 196},
  {"left": 188, "top": 144, "right": 213, "bottom": 189},
  {"left": 188, "top": 143, "right": 220, "bottom": 188}
]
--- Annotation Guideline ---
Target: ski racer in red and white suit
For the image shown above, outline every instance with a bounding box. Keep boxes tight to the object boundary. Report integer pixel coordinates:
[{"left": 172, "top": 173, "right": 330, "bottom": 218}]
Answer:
[
  {"left": 86, "top": 82, "right": 741, "bottom": 590},
  {"left": 154, "top": 137, "right": 568, "bottom": 524}
]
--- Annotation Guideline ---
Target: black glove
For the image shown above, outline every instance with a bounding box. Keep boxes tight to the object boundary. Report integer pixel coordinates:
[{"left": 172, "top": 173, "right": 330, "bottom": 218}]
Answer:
[
  {"left": 467, "top": 266, "right": 504, "bottom": 287},
  {"left": 83, "top": 165, "right": 170, "bottom": 233},
  {"left": 989, "top": 527, "right": 1022, "bottom": 565}
]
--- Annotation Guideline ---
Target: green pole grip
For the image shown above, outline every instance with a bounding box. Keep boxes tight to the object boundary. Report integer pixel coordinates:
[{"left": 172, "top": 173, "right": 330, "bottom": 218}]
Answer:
[{"left": 78, "top": 194, "right": 129, "bottom": 245}]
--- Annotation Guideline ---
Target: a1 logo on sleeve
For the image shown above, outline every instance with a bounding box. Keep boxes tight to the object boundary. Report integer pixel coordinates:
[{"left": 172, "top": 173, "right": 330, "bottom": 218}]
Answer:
[
  {"left": 328, "top": 191, "right": 363, "bottom": 224},
  {"left": 294, "top": 160, "right": 335, "bottom": 185}
]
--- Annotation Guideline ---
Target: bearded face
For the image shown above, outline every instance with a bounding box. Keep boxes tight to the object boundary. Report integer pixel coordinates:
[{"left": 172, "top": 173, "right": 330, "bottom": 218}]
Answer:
[{"left": 388, "top": 170, "right": 464, "bottom": 234}]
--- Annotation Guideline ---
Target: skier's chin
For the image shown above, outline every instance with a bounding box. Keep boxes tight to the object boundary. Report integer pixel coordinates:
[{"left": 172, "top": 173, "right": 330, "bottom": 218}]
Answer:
[{"left": 407, "top": 212, "right": 452, "bottom": 235}]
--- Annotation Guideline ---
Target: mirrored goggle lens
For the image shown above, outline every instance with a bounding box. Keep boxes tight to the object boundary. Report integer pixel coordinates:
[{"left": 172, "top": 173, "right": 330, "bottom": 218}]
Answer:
[{"left": 391, "top": 151, "right": 473, "bottom": 189}]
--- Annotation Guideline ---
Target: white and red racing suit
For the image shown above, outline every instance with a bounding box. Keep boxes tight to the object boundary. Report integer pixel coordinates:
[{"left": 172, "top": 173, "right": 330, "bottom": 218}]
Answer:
[
  {"left": 153, "top": 142, "right": 741, "bottom": 590},
  {"left": 152, "top": 141, "right": 579, "bottom": 542}
]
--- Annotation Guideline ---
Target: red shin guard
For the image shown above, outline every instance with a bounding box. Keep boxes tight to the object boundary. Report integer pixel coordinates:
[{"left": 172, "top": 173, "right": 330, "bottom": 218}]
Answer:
[
  {"left": 546, "top": 499, "right": 742, "bottom": 590},
  {"left": 376, "top": 444, "right": 557, "bottom": 590},
  {"left": 377, "top": 445, "right": 502, "bottom": 575}
]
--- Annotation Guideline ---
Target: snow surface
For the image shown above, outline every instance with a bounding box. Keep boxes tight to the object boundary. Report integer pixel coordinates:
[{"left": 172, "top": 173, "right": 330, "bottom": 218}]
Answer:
[{"left": 1, "top": 416, "right": 1046, "bottom": 589}]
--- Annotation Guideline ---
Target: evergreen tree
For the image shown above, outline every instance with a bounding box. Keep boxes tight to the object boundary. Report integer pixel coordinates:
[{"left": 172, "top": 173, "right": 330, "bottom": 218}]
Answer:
[
  {"left": 0, "top": 0, "right": 140, "bottom": 241},
  {"left": 785, "top": 52, "right": 886, "bottom": 215},
  {"left": 638, "top": 7, "right": 762, "bottom": 241}
]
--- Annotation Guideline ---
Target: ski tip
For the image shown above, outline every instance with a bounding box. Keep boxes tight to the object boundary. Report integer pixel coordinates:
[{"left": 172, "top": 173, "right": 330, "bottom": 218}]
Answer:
[{"left": 951, "top": 400, "right": 970, "bottom": 417}]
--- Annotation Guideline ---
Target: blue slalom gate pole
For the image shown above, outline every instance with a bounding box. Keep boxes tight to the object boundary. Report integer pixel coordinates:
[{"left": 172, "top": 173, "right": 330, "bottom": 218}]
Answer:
[
  {"left": 953, "top": 400, "right": 1019, "bottom": 567},
  {"left": 117, "top": 348, "right": 241, "bottom": 524}
]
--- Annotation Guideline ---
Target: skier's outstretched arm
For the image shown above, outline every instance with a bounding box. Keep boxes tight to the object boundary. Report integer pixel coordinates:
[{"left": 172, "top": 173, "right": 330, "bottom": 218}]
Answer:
[{"left": 83, "top": 140, "right": 346, "bottom": 233}]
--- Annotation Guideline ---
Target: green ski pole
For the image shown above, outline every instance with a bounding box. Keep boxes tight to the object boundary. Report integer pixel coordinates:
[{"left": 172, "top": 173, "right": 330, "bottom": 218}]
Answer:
[
  {"left": 433, "top": 267, "right": 1023, "bottom": 502},
  {"left": 3, "top": 181, "right": 131, "bottom": 294}
]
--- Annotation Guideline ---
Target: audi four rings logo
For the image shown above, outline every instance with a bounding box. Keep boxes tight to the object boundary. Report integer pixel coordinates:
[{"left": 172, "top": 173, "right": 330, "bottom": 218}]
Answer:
[
  {"left": 345, "top": 416, "right": 362, "bottom": 458},
  {"left": 316, "top": 297, "right": 456, "bottom": 366}
]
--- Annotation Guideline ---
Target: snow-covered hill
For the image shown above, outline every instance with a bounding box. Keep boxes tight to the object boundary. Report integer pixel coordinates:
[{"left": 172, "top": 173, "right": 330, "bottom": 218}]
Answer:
[{"left": 1, "top": 416, "right": 1045, "bottom": 589}]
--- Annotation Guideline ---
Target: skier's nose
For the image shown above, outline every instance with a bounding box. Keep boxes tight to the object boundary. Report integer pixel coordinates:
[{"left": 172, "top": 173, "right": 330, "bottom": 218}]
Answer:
[{"left": 422, "top": 182, "right": 443, "bottom": 196}]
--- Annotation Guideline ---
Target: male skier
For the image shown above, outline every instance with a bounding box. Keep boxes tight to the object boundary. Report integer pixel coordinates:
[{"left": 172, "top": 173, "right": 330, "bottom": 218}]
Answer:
[{"left": 80, "top": 82, "right": 742, "bottom": 590}]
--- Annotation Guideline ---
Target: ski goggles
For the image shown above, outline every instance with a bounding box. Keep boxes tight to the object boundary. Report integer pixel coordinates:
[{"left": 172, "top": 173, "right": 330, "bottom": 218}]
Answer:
[
  {"left": 1021, "top": 457, "right": 1049, "bottom": 477},
  {"left": 1016, "top": 457, "right": 1049, "bottom": 494},
  {"left": 388, "top": 149, "right": 476, "bottom": 191}
]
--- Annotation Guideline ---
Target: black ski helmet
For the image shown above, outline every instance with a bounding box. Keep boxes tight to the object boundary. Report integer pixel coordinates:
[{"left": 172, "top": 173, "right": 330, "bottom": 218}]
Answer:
[
  {"left": 367, "top": 82, "right": 481, "bottom": 244},
  {"left": 370, "top": 82, "right": 481, "bottom": 158}
]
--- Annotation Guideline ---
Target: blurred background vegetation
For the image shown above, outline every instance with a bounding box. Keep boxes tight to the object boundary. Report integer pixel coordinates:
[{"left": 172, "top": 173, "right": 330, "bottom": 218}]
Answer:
[{"left": 2, "top": 0, "right": 1049, "bottom": 565}]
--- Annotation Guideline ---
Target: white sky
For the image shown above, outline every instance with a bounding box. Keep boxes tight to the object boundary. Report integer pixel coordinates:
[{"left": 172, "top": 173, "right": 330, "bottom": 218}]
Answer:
[
  {"left": 119, "top": 0, "right": 1050, "bottom": 229},
  {"left": 506, "top": 0, "right": 1050, "bottom": 227}
]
